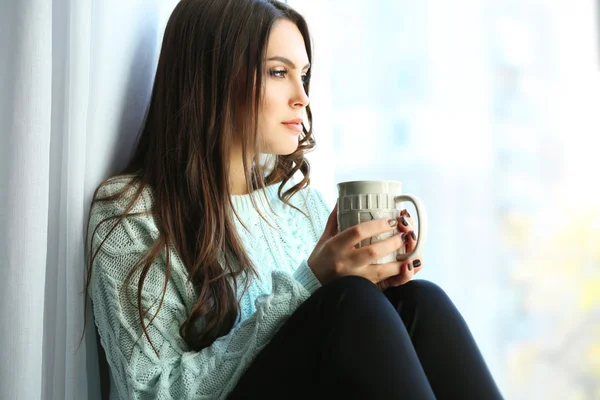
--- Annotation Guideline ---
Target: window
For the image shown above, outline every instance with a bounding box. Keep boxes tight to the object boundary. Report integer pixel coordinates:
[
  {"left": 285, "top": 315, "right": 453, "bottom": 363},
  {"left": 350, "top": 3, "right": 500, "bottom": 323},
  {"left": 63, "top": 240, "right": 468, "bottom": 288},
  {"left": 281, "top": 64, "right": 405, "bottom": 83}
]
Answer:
[{"left": 293, "top": 0, "right": 600, "bottom": 398}]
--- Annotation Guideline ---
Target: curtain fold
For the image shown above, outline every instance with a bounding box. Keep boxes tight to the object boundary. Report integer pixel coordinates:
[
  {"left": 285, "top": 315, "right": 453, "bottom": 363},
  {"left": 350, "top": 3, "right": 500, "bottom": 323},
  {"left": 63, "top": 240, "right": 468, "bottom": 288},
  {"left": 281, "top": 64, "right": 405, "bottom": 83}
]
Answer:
[
  {"left": 1, "top": 1, "right": 53, "bottom": 399},
  {"left": 43, "top": 0, "right": 94, "bottom": 398},
  {"left": 0, "top": 1, "right": 176, "bottom": 398}
]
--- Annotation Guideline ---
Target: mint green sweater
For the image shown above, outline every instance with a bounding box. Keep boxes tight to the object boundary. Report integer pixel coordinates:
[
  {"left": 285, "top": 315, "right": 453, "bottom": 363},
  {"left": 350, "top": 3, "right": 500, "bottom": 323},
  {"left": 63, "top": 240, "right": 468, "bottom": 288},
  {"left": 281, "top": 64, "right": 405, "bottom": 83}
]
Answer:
[{"left": 87, "top": 175, "right": 331, "bottom": 399}]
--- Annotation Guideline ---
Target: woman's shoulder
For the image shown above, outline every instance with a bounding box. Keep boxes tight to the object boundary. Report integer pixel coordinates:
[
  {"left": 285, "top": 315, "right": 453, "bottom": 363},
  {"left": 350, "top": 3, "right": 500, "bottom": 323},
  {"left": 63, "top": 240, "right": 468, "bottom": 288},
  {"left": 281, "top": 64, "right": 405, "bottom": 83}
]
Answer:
[
  {"left": 92, "top": 173, "right": 155, "bottom": 216},
  {"left": 88, "top": 174, "right": 160, "bottom": 248}
]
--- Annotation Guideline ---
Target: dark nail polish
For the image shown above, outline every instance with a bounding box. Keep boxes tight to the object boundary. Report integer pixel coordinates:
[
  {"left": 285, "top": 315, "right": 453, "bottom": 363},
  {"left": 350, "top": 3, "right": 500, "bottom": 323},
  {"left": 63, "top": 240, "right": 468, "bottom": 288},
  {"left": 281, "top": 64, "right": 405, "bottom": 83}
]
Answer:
[
  {"left": 413, "top": 259, "right": 421, "bottom": 268},
  {"left": 410, "top": 231, "right": 417, "bottom": 241},
  {"left": 401, "top": 233, "right": 408, "bottom": 241},
  {"left": 408, "top": 263, "right": 413, "bottom": 271},
  {"left": 401, "top": 217, "right": 409, "bottom": 226},
  {"left": 388, "top": 219, "right": 398, "bottom": 227}
]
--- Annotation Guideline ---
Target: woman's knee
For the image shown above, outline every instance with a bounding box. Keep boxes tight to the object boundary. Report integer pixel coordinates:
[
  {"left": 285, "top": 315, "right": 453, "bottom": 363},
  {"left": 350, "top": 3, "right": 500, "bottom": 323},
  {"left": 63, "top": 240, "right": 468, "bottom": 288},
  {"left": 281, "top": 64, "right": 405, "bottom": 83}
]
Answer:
[
  {"left": 400, "top": 279, "right": 453, "bottom": 308},
  {"left": 311, "top": 275, "right": 403, "bottom": 341},
  {"left": 404, "top": 279, "right": 445, "bottom": 294},
  {"left": 320, "top": 275, "right": 380, "bottom": 299},
  {"left": 315, "top": 275, "right": 389, "bottom": 313}
]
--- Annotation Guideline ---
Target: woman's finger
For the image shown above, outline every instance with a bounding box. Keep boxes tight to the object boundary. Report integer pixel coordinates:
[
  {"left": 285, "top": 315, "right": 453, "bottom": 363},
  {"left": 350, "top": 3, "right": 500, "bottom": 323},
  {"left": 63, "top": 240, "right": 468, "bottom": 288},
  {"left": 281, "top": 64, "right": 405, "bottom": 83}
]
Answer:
[
  {"left": 334, "top": 217, "right": 399, "bottom": 250},
  {"left": 351, "top": 230, "right": 406, "bottom": 266},
  {"left": 379, "top": 255, "right": 424, "bottom": 289},
  {"left": 397, "top": 263, "right": 414, "bottom": 285},
  {"left": 403, "top": 225, "right": 423, "bottom": 273},
  {"left": 398, "top": 209, "right": 418, "bottom": 234},
  {"left": 397, "top": 209, "right": 419, "bottom": 255},
  {"left": 397, "top": 212, "right": 413, "bottom": 234},
  {"left": 375, "top": 209, "right": 424, "bottom": 290},
  {"left": 396, "top": 212, "right": 414, "bottom": 249},
  {"left": 362, "top": 261, "right": 404, "bottom": 284},
  {"left": 381, "top": 263, "right": 412, "bottom": 288},
  {"left": 411, "top": 257, "right": 423, "bottom": 273},
  {"left": 397, "top": 253, "right": 423, "bottom": 274},
  {"left": 319, "top": 204, "right": 338, "bottom": 244},
  {"left": 404, "top": 229, "right": 417, "bottom": 254}
]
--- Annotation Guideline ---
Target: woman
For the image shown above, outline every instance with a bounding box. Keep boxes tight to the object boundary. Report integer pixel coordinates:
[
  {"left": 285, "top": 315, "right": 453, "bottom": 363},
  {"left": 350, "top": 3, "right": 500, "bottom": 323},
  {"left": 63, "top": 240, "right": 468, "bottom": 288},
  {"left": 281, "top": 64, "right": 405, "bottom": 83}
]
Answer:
[{"left": 84, "top": 0, "right": 503, "bottom": 398}]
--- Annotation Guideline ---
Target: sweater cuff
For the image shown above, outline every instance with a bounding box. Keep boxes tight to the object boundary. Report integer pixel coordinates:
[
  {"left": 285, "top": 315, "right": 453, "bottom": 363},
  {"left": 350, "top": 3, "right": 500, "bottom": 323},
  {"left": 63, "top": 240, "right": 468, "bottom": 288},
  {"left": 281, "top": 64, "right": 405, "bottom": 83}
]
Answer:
[{"left": 292, "top": 259, "right": 322, "bottom": 294}]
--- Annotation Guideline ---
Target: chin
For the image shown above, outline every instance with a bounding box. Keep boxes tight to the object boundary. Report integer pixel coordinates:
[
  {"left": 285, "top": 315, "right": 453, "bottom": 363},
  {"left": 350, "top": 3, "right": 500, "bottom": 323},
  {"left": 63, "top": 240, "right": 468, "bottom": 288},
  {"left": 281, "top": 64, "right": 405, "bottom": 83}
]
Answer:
[
  {"left": 270, "top": 149, "right": 298, "bottom": 157},
  {"left": 280, "top": 143, "right": 301, "bottom": 156},
  {"left": 265, "top": 141, "right": 300, "bottom": 156}
]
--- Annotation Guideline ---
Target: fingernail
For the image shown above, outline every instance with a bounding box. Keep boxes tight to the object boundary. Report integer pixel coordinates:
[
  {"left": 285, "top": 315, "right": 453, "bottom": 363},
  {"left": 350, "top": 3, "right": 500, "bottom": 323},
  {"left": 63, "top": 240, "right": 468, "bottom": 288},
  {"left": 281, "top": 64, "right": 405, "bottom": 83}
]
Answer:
[
  {"left": 401, "top": 233, "right": 408, "bottom": 242},
  {"left": 401, "top": 217, "right": 409, "bottom": 226},
  {"left": 388, "top": 219, "right": 398, "bottom": 227},
  {"left": 413, "top": 259, "right": 421, "bottom": 268},
  {"left": 407, "top": 263, "right": 413, "bottom": 271},
  {"left": 410, "top": 231, "right": 417, "bottom": 241}
]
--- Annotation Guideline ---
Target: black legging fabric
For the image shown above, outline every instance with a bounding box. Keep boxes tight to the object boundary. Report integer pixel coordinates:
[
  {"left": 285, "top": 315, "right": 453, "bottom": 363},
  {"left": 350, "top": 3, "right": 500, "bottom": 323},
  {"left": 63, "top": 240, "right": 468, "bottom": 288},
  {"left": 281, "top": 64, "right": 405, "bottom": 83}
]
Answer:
[{"left": 228, "top": 276, "right": 503, "bottom": 400}]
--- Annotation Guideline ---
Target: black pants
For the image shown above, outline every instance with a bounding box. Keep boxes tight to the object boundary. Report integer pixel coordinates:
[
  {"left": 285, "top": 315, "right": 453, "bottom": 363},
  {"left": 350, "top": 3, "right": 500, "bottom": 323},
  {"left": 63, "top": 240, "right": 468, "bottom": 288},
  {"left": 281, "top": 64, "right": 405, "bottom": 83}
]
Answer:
[{"left": 228, "top": 276, "right": 503, "bottom": 400}]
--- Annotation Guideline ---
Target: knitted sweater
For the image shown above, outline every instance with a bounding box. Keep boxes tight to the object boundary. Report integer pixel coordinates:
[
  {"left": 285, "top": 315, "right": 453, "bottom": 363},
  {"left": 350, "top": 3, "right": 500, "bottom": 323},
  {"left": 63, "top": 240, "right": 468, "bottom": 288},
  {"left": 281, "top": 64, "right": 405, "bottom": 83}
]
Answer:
[{"left": 87, "top": 175, "right": 331, "bottom": 399}]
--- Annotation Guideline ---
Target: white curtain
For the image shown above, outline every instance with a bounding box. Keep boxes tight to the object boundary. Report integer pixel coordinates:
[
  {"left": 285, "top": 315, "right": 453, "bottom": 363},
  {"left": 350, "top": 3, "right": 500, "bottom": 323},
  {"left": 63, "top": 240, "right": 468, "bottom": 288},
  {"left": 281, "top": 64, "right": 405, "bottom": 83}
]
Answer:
[{"left": 0, "top": 0, "right": 178, "bottom": 398}]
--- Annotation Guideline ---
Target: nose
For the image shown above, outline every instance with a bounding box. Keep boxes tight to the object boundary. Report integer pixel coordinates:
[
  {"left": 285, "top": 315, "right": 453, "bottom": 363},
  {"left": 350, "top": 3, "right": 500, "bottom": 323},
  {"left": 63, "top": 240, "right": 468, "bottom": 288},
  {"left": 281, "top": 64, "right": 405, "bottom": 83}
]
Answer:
[{"left": 289, "top": 79, "right": 310, "bottom": 109}]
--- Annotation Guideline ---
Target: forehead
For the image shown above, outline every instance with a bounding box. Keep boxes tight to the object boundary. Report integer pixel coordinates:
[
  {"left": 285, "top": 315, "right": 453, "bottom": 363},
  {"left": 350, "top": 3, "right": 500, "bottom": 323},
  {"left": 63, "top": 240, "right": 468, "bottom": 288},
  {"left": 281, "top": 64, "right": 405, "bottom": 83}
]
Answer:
[{"left": 266, "top": 19, "right": 308, "bottom": 60}]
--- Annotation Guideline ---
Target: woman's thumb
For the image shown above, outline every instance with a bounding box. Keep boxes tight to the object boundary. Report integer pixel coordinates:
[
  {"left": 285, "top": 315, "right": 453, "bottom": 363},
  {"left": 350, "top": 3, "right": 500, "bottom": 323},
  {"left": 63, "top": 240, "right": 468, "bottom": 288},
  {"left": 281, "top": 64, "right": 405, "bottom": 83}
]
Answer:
[{"left": 322, "top": 204, "right": 339, "bottom": 239}]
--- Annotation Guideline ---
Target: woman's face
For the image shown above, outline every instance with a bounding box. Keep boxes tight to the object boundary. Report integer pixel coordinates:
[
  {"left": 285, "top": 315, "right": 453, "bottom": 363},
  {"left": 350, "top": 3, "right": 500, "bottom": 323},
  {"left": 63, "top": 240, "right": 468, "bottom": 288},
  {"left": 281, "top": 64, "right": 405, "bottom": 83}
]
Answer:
[{"left": 257, "top": 19, "right": 310, "bottom": 155}]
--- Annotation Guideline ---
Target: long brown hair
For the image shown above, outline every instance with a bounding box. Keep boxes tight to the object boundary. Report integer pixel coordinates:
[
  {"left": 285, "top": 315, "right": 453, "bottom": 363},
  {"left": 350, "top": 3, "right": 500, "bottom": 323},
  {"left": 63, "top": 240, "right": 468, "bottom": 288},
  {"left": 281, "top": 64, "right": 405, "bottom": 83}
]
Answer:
[{"left": 82, "top": 0, "right": 314, "bottom": 354}]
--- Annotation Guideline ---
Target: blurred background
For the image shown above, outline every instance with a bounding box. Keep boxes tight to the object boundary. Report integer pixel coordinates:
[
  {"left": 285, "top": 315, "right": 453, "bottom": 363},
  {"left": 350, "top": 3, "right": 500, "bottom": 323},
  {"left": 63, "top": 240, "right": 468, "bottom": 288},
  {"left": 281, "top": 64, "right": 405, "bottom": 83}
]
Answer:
[{"left": 293, "top": 0, "right": 600, "bottom": 398}]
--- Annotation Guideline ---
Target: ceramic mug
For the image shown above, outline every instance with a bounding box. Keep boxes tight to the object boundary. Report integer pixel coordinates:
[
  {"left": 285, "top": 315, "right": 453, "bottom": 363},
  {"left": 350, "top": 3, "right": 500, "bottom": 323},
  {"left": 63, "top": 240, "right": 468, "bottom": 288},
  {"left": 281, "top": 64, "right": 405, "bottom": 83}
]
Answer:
[{"left": 336, "top": 180, "right": 427, "bottom": 264}]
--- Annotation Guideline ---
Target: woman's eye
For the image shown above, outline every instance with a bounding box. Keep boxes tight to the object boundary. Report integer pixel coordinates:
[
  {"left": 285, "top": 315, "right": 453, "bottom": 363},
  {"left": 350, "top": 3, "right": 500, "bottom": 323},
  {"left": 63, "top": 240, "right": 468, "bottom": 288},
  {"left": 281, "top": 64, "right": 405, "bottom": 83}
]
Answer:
[
  {"left": 269, "top": 69, "right": 287, "bottom": 78},
  {"left": 268, "top": 68, "right": 311, "bottom": 85}
]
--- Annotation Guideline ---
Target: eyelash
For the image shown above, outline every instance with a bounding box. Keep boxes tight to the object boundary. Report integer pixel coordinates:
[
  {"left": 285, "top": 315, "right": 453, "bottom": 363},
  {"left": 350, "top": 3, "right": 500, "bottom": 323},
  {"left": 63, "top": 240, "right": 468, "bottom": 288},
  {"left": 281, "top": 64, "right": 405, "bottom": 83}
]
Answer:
[{"left": 269, "top": 69, "right": 311, "bottom": 84}]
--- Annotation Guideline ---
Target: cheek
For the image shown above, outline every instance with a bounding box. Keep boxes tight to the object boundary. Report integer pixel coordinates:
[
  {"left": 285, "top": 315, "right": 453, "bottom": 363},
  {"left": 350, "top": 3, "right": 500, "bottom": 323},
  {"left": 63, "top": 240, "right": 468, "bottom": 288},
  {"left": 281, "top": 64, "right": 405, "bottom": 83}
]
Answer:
[
  {"left": 258, "top": 91, "right": 281, "bottom": 131},
  {"left": 260, "top": 88, "right": 279, "bottom": 116}
]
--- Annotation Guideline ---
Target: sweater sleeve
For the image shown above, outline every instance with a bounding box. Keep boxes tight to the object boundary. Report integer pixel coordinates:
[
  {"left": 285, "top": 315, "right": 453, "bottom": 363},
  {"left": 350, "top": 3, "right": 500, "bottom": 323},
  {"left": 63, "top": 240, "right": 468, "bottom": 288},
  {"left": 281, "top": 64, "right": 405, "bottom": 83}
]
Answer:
[
  {"left": 87, "top": 187, "right": 321, "bottom": 400},
  {"left": 291, "top": 258, "right": 321, "bottom": 293}
]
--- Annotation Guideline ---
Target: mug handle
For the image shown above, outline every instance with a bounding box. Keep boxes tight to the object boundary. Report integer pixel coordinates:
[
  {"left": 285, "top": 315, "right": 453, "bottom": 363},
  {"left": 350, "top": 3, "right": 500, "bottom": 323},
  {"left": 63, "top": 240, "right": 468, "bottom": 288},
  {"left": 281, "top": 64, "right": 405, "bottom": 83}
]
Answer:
[{"left": 393, "top": 195, "right": 427, "bottom": 261}]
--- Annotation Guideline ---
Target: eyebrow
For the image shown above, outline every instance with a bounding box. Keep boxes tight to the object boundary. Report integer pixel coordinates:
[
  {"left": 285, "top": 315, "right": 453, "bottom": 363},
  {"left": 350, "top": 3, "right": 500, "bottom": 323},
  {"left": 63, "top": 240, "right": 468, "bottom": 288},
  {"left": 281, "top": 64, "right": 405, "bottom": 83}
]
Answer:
[{"left": 267, "top": 56, "right": 310, "bottom": 70}]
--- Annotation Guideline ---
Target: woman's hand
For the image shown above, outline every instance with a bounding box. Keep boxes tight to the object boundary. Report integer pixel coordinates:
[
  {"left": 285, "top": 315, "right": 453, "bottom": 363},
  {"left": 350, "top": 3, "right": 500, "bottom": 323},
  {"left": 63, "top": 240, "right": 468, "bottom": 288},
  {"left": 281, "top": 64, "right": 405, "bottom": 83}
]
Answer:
[
  {"left": 308, "top": 204, "right": 408, "bottom": 286},
  {"left": 377, "top": 209, "right": 423, "bottom": 290}
]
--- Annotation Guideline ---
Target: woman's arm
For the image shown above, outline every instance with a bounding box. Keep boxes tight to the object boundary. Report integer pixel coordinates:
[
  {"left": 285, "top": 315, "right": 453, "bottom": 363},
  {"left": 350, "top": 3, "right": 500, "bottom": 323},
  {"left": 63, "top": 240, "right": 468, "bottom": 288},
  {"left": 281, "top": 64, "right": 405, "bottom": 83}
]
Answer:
[{"left": 87, "top": 185, "right": 321, "bottom": 400}]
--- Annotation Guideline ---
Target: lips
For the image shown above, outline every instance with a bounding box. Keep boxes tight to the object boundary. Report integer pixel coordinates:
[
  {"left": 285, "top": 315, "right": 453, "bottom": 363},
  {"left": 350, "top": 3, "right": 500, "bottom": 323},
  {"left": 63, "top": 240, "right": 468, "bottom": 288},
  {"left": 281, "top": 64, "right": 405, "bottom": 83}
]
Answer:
[
  {"left": 282, "top": 118, "right": 303, "bottom": 124},
  {"left": 282, "top": 122, "right": 303, "bottom": 133}
]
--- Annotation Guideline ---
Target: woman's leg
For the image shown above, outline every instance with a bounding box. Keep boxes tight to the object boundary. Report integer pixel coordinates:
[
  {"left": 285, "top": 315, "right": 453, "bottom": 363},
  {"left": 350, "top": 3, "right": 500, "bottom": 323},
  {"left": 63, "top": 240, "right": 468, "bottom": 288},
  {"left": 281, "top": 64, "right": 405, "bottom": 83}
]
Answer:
[
  {"left": 228, "top": 275, "right": 436, "bottom": 399},
  {"left": 384, "top": 279, "right": 504, "bottom": 399}
]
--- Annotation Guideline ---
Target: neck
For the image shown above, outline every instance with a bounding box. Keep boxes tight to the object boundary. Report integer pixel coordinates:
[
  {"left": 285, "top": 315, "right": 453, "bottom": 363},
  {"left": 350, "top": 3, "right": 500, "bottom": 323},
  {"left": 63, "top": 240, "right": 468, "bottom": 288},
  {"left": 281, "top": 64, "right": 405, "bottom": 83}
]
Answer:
[{"left": 229, "top": 147, "right": 250, "bottom": 195}]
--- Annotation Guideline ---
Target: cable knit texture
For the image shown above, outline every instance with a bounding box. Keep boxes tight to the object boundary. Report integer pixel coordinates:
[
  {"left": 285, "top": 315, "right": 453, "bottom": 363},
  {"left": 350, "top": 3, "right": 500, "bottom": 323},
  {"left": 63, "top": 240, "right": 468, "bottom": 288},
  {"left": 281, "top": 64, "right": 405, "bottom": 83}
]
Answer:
[{"left": 87, "top": 175, "right": 332, "bottom": 399}]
